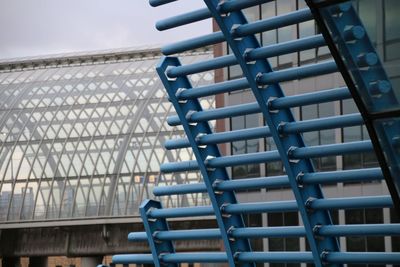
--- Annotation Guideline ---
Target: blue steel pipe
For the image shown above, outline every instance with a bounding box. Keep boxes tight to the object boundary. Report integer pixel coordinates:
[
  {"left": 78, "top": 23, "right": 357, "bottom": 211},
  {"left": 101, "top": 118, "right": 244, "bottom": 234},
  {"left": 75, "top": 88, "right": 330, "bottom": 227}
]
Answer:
[
  {"left": 270, "top": 87, "right": 350, "bottom": 110},
  {"left": 154, "top": 175, "right": 288, "bottom": 196},
  {"left": 301, "top": 168, "right": 383, "bottom": 184},
  {"left": 156, "top": 0, "right": 274, "bottom": 30},
  {"left": 165, "top": 113, "right": 362, "bottom": 150},
  {"left": 147, "top": 196, "right": 392, "bottom": 219},
  {"left": 310, "top": 195, "right": 393, "bottom": 210},
  {"left": 167, "top": 102, "right": 259, "bottom": 126},
  {"left": 177, "top": 78, "right": 249, "bottom": 99},
  {"left": 238, "top": 252, "right": 314, "bottom": 263},
  {"left": 112, "top": 254, "right": 154, "bottom": 264},
  {"left": 169, "top": 87, "right": 351, "bottom": 126},
  {"left": 325, "top": 252, "right": 400, "bottom": 264},
  {"left": 289, "top": 140, "right": 373, "bottom": 159},
  {"left": 258, "top": 61, "right": 337, "bottom": 85},
  {"left": 112, "top": 252, "right": 400, "bottom": 265},
  {"left": 149, "top": 0, "right": 176, "bottom": 7},
  {"left": 129, "top": 224, "right": 400, "bottom": 242},
  {"left": 233, "top": 9, "right": 313, "bottom": 37},
  {"left": 167, "top": 35, "right": 326, "bottom": 78},
  {"left": 153, "top": 168, "right": 382, "bottom": 196},
  {"left": 164, "top": 126, "right": 271, "bottom": 150},
  {"left": 161, "top": 141, "right": 373, "bottom": 173},
  {"left": 156, "top": 9, "right": 211, "bottom": 31},
  {"left": 162, "top": 9, "right": 313, "bottom": 55}
]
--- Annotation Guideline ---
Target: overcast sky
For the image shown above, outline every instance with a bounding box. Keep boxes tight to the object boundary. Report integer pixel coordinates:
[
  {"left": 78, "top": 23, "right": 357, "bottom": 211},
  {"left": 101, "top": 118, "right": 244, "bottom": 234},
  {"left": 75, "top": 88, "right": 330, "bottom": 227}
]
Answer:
[{"left": 0, "top": 0, "right": 211, "bottom": 59}]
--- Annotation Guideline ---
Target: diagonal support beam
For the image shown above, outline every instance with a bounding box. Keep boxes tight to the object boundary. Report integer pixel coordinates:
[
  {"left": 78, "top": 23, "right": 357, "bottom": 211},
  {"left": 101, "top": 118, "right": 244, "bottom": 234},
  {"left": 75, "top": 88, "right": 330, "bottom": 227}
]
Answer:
[
  {"left": 202, "top": 0, "right": 341, "bottom": 266},
  {"left": 139, "top": 199, "right": 177, "bottom": 267},
  {"left": 157, "top": 56, "right": 254, "bottom": 267}
]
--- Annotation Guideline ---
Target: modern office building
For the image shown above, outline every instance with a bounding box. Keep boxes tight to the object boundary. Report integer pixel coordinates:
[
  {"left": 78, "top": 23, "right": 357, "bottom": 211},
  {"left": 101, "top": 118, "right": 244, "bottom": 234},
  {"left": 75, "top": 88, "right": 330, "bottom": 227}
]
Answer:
[{"left": 214, "top": 0, "right": 400, "bottom": 264}]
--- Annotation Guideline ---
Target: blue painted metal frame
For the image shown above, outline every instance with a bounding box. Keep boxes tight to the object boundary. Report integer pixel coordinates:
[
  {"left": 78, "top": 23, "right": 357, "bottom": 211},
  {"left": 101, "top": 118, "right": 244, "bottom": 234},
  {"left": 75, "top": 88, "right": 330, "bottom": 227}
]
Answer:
[
  {"left": 156, "top": 56, "right": 254, "bottom": 267},
  {"left": 305, "top": 0, "right": 400, "bottom": 212},
  {"left": 202, "top": 0, "right": 340, "bottom": 266},
  {"left": 139, "top": 199, "right": 177, "bottom": 267},
  {"left": 102, "top": 1, "right": 400, "bottom": 266}
]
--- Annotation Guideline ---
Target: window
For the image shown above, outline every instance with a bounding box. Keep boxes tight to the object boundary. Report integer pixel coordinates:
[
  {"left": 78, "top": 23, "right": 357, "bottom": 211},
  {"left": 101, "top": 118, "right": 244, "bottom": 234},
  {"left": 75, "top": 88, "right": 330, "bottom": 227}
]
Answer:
[
  {"left": 268, "top": 212, "right": 300, "bottom": 267},
  {"left": 345, "top": 209, "right": 385, "bottom": 267},
  {"left": 384, "top": 0, "right": 400, "bottom": 60},
  {"left": 301, "top": 103, "right": 336, "bottom": 171},
  {"left": 341, "top": 100, "right": 378, "bottom": 172},
  {"left": 231, "top": 114, "right": 261, "bottom": 181}
]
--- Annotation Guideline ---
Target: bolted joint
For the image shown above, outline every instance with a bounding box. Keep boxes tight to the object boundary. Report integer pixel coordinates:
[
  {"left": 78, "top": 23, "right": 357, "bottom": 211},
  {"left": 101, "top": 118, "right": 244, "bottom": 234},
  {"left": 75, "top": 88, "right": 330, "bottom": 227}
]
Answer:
[
  {"left": 212, "top": 179, "right": 224, "bottom": 194},
  {"left": 255, "top": 72, "right": 265, "bottom": 89},
  {"left": 320, "top": 250, "right": 329, "bottom": 265},
  {"left": 287, "top": 146, "right": 299, "bottom": 163},
  {"left": 195, "top": 133, "right": 207, "bottom": 148},
  {"left": 243, "top": 48, "right": 255, "bottom": 64},
  {"left": 227, "top": 226, "right": 236, "bottom": 241},
  {"left": 296, "top": 171, "right": 305, "bottom": 188},
  {"left": 233, "top": 251, "right": 242, "bottom": 264},
  {"left": 204, "top": 155, "right": 216, "bottom": 171},
  {"left": 146, "top": 207, "right": 158, "bottom": 222},
  {"left": 312, "top": 224, "right": 324, "bottom": 241},
  {"left": 175, "top": 88, "right": 188, "bottom": 104},
  {"left": 305, "top": 197, "right": 316, "bottom": 213},
  {"left": 165, "top": 66, "right": 177, "bottom": 81},
  {"left": 220, "top": 203, "right": 231, "bottom": 218},
  {"left": 158, "top": 252, "right": 170, "bottom": 265},
  {"left": 185, "top": 110, "right": 197, "bottom": 126},
  {"left": 277, "top": 121, "right": 287, "bottom": 138},
  {"left": 357, "top": 52, "right": 378, "bottom": 68},
  {"left": 267, "top": 97, "right": 279, "bottom": 114},
  {"left": 369, "top": 80, "right": 391, "bottom": 96},
  {"left": 216, "top": 0, "right": 230, "bottom": 17},
  {"left": 230, "top": 24, "right": 242, "bottom": 41},
  {"left": 343, "top": 25, "right": 365, "bottom": 42},
  {"left": 152, "top": 231, "right": 163, "bottom": 244}
]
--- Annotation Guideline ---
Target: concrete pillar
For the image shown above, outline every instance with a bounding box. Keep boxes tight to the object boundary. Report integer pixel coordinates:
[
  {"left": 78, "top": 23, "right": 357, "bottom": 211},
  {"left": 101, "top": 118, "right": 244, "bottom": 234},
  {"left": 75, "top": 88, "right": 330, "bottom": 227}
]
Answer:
[
  {"left": 81, "top": 256, "right": 103, "bottom": 267},
  {"left": 2, "top": 257, "right": 20, "bottom": 267},
  {"left": 29, "top": 257, "right": 48, "bottom": 267}
]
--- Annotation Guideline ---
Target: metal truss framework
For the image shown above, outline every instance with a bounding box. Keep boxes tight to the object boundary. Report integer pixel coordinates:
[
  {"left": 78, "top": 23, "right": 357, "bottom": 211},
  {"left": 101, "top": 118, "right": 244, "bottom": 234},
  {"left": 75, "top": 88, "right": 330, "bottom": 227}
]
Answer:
[
  {"left": 104, "top": 0, "right": 400, "bottom": 266},
  {"left": 0, "top": 48, "right": 215, "bottom": 223}
]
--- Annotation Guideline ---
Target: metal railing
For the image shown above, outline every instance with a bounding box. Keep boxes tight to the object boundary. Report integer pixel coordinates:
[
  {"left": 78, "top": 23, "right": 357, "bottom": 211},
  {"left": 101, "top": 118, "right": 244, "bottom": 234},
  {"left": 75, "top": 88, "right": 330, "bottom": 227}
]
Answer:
[{"left": 100, "top": 1, "right": 400, "bottom": 266}]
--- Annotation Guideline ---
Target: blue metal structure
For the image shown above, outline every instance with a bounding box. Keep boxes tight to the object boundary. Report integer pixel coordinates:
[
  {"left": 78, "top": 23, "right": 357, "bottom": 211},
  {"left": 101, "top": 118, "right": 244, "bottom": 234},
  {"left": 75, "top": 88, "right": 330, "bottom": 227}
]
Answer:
[{"left": 100, "top": 0, "right": 400, "bottom": 266}]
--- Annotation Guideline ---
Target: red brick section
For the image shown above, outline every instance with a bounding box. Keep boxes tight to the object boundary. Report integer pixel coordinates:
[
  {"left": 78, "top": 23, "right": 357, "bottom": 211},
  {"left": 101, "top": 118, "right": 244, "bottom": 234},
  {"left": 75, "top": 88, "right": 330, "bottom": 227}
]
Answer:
[
  {"left": 213, "top": 18, "right": 230, "bottom": 267},
  {"left": 213, "top": 19, "right": 227, "bottom": 157}
]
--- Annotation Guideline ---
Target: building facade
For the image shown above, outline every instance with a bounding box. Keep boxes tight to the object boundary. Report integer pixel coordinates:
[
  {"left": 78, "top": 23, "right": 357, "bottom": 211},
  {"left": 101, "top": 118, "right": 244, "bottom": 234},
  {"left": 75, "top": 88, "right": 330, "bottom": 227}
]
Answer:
[{"left": 218, "top": 1, "right": 400, "bottom": 266}]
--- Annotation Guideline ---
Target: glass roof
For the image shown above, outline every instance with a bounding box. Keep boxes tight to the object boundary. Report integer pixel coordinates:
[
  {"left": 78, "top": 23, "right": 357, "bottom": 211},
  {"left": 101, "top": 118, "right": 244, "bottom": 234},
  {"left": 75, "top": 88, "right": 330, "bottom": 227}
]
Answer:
[{"left": 0, "top": 48, "right": 214, "bottom": 222}]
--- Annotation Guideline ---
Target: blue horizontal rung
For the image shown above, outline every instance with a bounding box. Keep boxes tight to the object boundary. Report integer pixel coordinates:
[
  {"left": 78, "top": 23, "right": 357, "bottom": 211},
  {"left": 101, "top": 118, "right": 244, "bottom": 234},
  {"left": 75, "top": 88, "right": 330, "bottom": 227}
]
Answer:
[
  {"left": 156, "top": 8, "right": 211, "bottom": 31},
  {"left": 257, "top": 60, "right": 337, "bottom": 85},
  {"left": 112, "top": 251, "right": 400, "bottom": 264},
  {"left": 165, "top": 113, "right": 362, "bottom": 150},
  {"left": 166, "top": 35, "right": 326, "bottom": 78},
  {"left": 169, "top": 87, "right": 351, "bottom": 126},
  {"left": 162, "top": 8, "right": 313, "bottom": 55},
  {"left": 156, "top": 0, "right": 273, "bottom": 31},
  {"left": 129, "top": 223, "right": 400, "bottom": 241},
  {"left": 146, "top": 196, "right": 392, "bottom": 219},
  {"left": 325, "top": 252, "right": 400, "bottom": 264},
  {"left": 149, "top": 0, "right": 176, "bottom": 7},
  {"left": 154, "top": 167, "right": 382, "bottom": 196},
  {"left": 161, "top": 141, "right": 373, "bottom": 173}
]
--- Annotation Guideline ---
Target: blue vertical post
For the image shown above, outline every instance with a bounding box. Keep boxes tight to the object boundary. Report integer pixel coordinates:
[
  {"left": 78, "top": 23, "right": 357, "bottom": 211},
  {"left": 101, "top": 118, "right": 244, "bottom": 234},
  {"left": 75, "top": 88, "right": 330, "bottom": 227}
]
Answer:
[
  {"left": 139, "top": 199, "right": 177, "bottom": 267},
  {"left": 202, "top": 1, "right": 341, "bottom": 266},
  {"left": 157, "top": 56, "right": 254, "bottom": 267}
]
